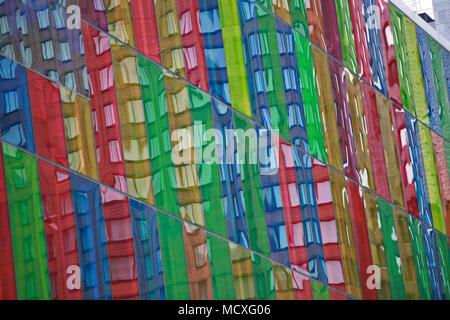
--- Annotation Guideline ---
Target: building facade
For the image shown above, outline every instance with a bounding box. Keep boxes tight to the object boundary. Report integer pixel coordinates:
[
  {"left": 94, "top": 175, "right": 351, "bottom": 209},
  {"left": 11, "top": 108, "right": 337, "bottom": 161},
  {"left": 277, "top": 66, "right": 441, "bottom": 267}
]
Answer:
[{"left": 0, "top": 0, "right": 449, "bottom": 300}]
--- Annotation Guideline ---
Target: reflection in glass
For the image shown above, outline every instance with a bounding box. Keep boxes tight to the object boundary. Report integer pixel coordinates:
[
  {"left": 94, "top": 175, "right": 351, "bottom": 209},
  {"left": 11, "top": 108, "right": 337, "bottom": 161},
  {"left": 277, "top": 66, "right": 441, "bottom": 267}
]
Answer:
[
  {"left": 39, "top": 160, "right": 81, "bottom": 300},
  {"left": 130, "top": 200, "right": 165, "bottom": 300},
  {"left": 2, "top": 143, "right": 51, "bottom": 299},
  {"left": 0, "top": 57, "right": 35, "bottom": 152}
]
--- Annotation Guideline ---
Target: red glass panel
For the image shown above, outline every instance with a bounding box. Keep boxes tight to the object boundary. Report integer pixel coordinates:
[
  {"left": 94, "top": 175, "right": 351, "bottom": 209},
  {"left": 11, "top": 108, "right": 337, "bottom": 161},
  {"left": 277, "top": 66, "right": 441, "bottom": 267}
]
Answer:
[
  {"left": 311, "top": 158, "right": 346, "bottom": 294},
  {"left": 377, "top": 0, "right": 402, "bottom": 105},
  {"left": 306, "top": 0, "right": 327, "bottom": 50},
  {"left": 361, "top": 83, "right": 391, "bottom": 200},
  {"left": 38, "top": 160, "right": 82, "bottom": 300},
  {"left": 346, "top": 179, "right": 377, "bottom": 299},
  {"left": 129, "top": 0, "right": 161, "bottom": 64},
  {"left": 390, "top": 103, "right": 420, "bottom": 218},
  {"left": 182, "top": 224, "right": 214, "bottom": 300},
  {"left": 177, "top": 0, "right": 209, "bottom": 91},
  {"left": 277, "top": 140, "right": 313, "bottom": 300},
  {"left": 27, "top": 70, "right": 68, "bottom": 167},
  {"left": 320, "top": 0, "right": 343, "bottom": 62},
  {"left": 328, "top": 59, "right": 359, "bottom": 182},
  {"left": 349, "top": 0, "right": 374, "bottom": 84},
  {"left": 81, "top": 22, "right": 127, "bottom": 193},
  {"left": 101, "top": 186, "right": 139, "bottom": 299}
]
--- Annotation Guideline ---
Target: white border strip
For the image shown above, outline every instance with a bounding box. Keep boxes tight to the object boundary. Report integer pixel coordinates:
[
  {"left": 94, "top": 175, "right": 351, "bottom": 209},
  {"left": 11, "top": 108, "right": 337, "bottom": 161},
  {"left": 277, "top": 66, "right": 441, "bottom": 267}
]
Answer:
[{"left": 389, "top": 0, "right": 450, "bottom": 51}]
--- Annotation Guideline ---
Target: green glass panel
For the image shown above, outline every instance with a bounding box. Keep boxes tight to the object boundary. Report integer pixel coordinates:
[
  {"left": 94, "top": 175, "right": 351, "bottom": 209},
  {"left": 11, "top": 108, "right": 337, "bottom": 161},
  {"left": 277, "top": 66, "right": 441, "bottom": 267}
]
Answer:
[
  {"left": 429, "top": 38, "right": 450, "bottom": 141},
  {"left": 406, "top": 215, "right": 433, "bottom": 300},
  {"left": 218, "top": 0, "right": 253, "bottom": 118},
  {"left": 393, "top": 209, "right": 420, "bottom": 299},
  {"left": 289, "top": 0, "right": 309, "bottom": 37},
  {"left": 377, "top": 197, "right": 407, "bottom": 300},
  {"left": 138, "top": 56, "right": 179, "bottom": 215},
  {"left": 207, "top": 234, "right": 236, "bottom": 299},
  {"left": 233, "top": 112, "right": 271, "bottom": 257},
  {"left": 293, "top": 32, "right": 327, "bottom": 163},
  {"left": 435, "top": 232, "right": 450, "bottom": 298},
  {"left": 389, "top": 4, "right": 415, "bottom": 116},
  {"left": 188, "top": 85, "right": 228, "bottom": 238},
  {"left": 156, "top": 212, "right": 190, "bottom": 299},
  {"left": 311, "top": 280, "right": 331, "bottom": 300},
  {"left": 256, "top": 4, "right": 291, "bottom": 141},
  {"left": 334, "top": 0, "right": 358, "bottom": 74},
  {"left": 2, "top": 143, "right": 51, "bottom": 300},
  {"left": 162, "top": 74, "right": 206, "bottom": 225},
  {"left": 418, "top": 123, "right": 446, "bottom": 235},
  {"left": 403, "top": 18, "right": 429, "bottom": 124},
  {"left": 256, "top": 0, "right": 273, "bottom": 11},
  {"left": 251, "top": 253, "right": 276, "bottom": 300}
]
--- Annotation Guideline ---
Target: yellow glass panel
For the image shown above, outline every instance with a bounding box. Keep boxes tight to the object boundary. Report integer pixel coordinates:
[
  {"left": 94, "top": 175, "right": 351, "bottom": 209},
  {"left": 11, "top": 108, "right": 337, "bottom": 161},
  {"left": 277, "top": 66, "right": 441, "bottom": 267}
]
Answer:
[
  {"left": 60, "top": 87, "right": 98, "bottom": 180},
  {"left": 312, "top": 46, "right": 343, "bottom": 171},
  {"left": 110, "top": 41, "right": 154, "bottom": 204}
]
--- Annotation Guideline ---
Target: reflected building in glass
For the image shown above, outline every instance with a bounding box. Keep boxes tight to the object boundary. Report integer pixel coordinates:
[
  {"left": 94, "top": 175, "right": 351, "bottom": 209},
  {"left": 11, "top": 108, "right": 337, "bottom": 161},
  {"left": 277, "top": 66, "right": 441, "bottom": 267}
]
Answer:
[{"left": 0, "top": 0, "right": 449, "bottom": 300}]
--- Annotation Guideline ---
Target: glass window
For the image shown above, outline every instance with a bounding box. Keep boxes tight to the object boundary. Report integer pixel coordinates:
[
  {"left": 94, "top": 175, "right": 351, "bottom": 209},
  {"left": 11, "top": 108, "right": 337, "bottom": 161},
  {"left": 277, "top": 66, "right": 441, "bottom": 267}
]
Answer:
[
  {"left": 108, "top": 140, "right": 123, "bottom": 163},
  {"left": 64, "top": 72, "right": 76, "bottom": 91},
  {"left": 36, "top": 8, "right": 50, "bottom": 30},
  {"left": 59, "top": 41, "right": 71, "bottom": 62},
  {"left": 4, "top": 90, "right": 19, "bottom": 113},
  {"left": 0, "top": 16, "right": 10, "bottom": 35},
  {"left": 199, "top": 9, "right": 221, "bottom": 33},
  {"left": 99, "top": 65, "right": 113, "bottom": 91},
  {"left": 180, "top": 11, "right": 192, "bottom": 35},
  {"left": 51, "top": 5, "right": 65, "bottom": 29},
  {"left": 166, "top": 11, "right": 178, "bottom": 35},
  {"left": 41, "top": 40, "right": 55, "bottom": 60}
]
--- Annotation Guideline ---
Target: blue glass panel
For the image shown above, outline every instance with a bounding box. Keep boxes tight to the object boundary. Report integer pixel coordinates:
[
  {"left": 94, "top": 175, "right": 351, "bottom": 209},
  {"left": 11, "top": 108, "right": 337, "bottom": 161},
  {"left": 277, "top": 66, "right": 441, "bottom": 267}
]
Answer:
[
  {"left": 129, "top": 199, "right": 165, "bottom": 300},
  {"left": 237, "top": 0, "right": 272, "bottom": 129},
  {"left": 49, "top": 1, "right": 89, "bottom": 97},
  {"left": 0, "top": 57, "right": 35, "bottom": 152},
  {"left": 275, "top": 17, "right": 308, "bottom": 151},
  {"left": 198, "top": 0, "right": 231, "bottom": 104},
  {"left": 422, "top": 225, "right": 445, "bottom": 300},
  {"left": 404, "top": 112, "right": 433, "bottom": 226},
  {"left": 18, "top": 0, "right": 58, "bottom": 79},
  {"left": 211, "top": 99, "right": 250, "bottom": 248},
  {"left": 71, "top": 173, "right": 112, "bottom": 300},
  {"left": 416, "top": 26, "right": 441, "bottom": 134},
  {"left": 258, "top": 127, "right": 290, "bottom": 266},
  {"left": 362, "top": 0, "right": 389, "bottom": 96}
]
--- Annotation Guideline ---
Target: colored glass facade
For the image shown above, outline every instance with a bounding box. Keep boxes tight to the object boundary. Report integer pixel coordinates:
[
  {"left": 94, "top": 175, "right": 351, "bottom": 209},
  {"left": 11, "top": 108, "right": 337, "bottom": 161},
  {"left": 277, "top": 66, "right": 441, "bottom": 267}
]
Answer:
[{"left": 0, "top": 0, "right": 449, "bottom": 300}]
